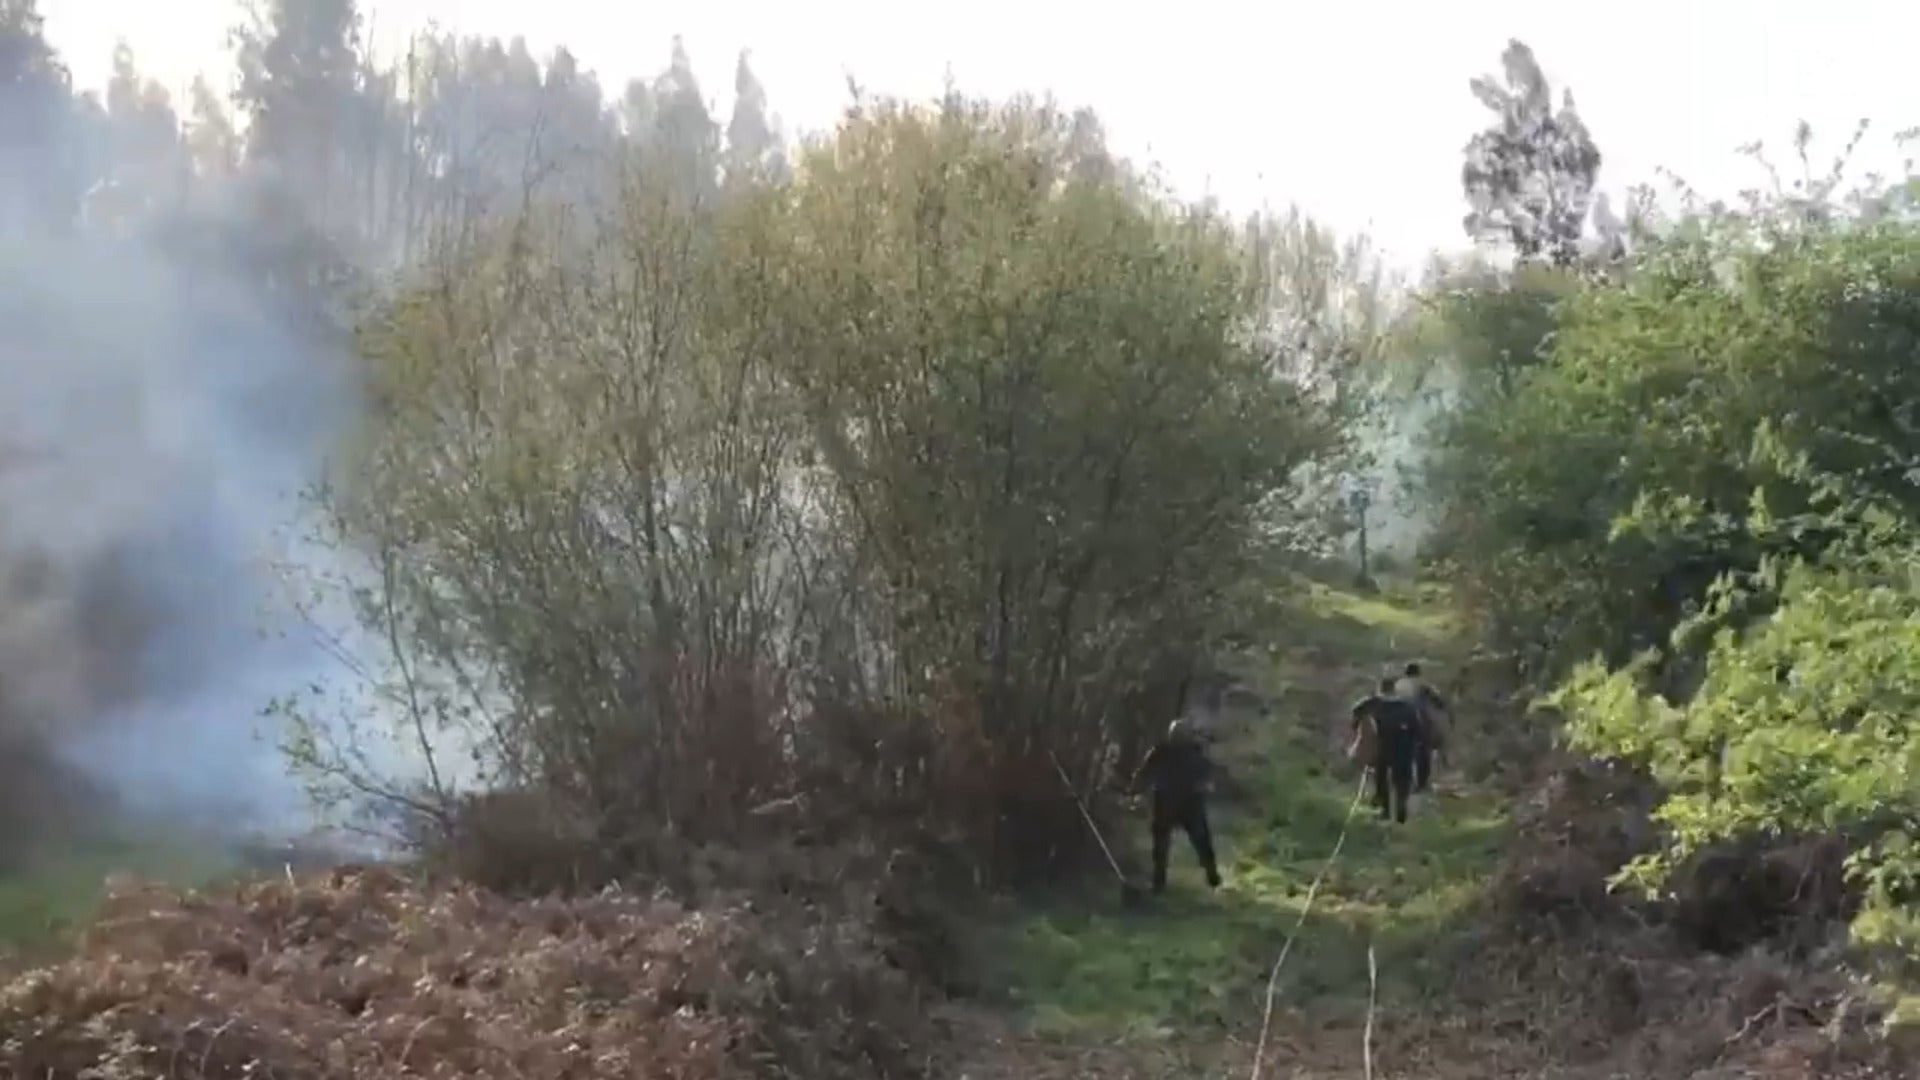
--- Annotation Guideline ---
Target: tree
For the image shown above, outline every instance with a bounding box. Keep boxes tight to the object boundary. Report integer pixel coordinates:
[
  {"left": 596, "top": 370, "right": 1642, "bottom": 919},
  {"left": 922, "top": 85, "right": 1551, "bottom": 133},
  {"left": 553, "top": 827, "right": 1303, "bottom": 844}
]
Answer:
[
  {"left": 98, "top": 42, "right": 188, "bottom": 218},
  {"left": 184, "top": 76, "right": 239, "bottom": 177},
  {"left": 1239, "top": 207, "right": 1402, "bottom": 561},
  {"left": 233, "top": 0, "right": 369, "bottom": 237},
  {"left": 402, "top": 32, "right": 616, "bottom": 227},
  {"left": 528, "top": 46, "right": 618, "bottom": 209},
  {"left": 290, "top": 92, "right": 1350, "bottom": 888},
  {"left": 1460, "top": 39, "right": 1602, "bottom": 268},
  {"left": 1556, "top": 528, "right": 1920, "bottom": 985},
  {"left": 641, "top": 36, "right": 719, "bottom": 203},
  {"left": 0, "top": 0, "right": 79, "bottom": 225},
  {"left": 723, "top": 50, "right": 783, "bottom": 185}
]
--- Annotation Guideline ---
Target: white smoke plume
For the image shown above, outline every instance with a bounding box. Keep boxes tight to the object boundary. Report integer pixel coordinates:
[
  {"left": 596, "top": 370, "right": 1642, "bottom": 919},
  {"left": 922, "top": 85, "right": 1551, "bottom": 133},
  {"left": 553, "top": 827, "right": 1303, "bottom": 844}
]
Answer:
[
  {"left": 0, "top": 191, "right": 377, "bottom": 858},
  {"left": 1356, "top": 358, "right": 1460, "bottom": 566}
]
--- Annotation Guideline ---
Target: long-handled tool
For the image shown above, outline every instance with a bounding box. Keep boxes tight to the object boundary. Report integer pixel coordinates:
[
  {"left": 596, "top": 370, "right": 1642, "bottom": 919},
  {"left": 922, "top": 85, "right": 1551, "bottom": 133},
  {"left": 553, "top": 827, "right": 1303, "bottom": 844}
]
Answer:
[{"left": 1048, "top": 749, "right": 1147, "bottom": 907}]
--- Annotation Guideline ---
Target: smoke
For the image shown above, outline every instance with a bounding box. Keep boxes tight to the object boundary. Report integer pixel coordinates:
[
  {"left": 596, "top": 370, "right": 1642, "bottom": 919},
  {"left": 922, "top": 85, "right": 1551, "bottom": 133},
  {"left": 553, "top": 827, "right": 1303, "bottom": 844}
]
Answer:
[
  {"left": 0, "top": 193, "right": 372, "bottom": 854},
  {"left": 1354, "top": 359, "right": 1461, "bottom": 567}
]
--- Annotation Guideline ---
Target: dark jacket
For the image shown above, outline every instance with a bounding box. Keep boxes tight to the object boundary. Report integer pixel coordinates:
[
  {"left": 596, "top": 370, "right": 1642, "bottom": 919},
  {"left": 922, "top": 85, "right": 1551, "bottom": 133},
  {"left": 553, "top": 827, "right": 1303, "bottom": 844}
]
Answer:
[
  {"left": 1394, "top": 676, "right": 1449, "bottom": 747},
  {"left": 1352, "top": 694, "right": 1423, "bottom": 758},
  {"left": 1136, "top": 735, "right": 1213, "bottom": 806}
]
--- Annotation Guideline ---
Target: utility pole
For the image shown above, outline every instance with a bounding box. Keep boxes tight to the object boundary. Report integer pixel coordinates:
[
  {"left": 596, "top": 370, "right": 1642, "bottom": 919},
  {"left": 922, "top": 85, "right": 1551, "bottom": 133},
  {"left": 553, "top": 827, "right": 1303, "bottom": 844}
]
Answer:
[
  {"left": 1349, "top": 485, "right": 1373, "bottom": 588},
  {"left": 1352, "top": 487, "right": 1372, "bottom": 575}
]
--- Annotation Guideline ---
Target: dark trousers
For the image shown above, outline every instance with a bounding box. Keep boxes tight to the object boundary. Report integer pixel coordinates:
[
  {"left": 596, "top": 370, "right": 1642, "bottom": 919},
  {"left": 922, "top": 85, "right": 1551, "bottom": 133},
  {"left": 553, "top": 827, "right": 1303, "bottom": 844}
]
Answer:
[
  {"left": 1373, "top": 741, "right": 1414, "bottom": 823},
  {"left": 1414, "top": 736, "right": 1433, "bottom": 792},
  {"left": 1150, "top": 795, "right": 1220, "bottom": 891}
]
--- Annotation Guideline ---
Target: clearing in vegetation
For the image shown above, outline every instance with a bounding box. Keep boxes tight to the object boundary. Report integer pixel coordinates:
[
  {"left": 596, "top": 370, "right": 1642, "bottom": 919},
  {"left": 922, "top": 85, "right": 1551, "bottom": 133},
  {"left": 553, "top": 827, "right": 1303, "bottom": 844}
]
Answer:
[
  {"left": 961, "top": 577, "right": 1911, "bottom": 1079},
  {"left": 8, "top": 577, "right": 1503, "bottom": 1080},
  {"left": 967, "top": 576, "right": 1511, "bottom": 1077}
]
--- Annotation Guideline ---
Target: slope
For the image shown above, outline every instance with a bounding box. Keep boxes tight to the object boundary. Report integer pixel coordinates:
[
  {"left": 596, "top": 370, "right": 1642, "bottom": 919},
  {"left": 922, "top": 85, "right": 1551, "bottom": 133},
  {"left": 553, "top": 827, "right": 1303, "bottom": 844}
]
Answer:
[{"left": 962, "top": 575, "right": 1513, "bottom": 1077}]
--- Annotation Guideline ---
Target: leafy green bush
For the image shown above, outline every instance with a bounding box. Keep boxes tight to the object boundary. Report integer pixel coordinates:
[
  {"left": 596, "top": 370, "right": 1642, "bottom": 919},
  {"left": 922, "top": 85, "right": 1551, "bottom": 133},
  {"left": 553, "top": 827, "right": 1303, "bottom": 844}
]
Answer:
[
  {"left": 1423, "top": 150, "right": 1920, "bottom": 985},
  {"left": 1423, "top": 189, "right": 1920, "bottom": 685},
  {"left": 285, "top": 93, "right": 1370, "bottom": 888},
  {"left": 1543, "top": 533, "right": 1920, "bottom": 999}
]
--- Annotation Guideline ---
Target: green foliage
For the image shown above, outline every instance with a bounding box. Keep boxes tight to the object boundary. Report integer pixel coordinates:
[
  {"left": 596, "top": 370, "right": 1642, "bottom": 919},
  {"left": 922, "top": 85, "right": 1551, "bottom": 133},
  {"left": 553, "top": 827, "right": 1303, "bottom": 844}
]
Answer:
[
  {"left": 1562, "top": 546, "right": 1920, "bottom": 864},
  {"left": 1428, "top": 129, "right": 1920, "bottom": 988},
  {"left": 293, "top": 92, "right": 1370, "bottom": 886},
  {"left": 1555, "top": 541, "right": 1920, "bottom": 984},
  {"left": 773, "top": 96, "right": 1331, "bottom": 742},
  {"left": 1424, "top": 182, "right": 1920, "bottom": 681},
  {"left": 1412, "top": 257, "right": 1575, "bottom": 398}
]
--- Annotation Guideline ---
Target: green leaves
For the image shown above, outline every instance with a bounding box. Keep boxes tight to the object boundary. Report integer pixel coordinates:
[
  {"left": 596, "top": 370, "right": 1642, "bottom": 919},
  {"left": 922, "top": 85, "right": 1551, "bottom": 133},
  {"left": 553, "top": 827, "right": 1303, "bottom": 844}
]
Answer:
[
  {"left": 1418, "top": 156, "right": 1920, "bottom": 979},
  {"left": 1565, "top": 545, "right": 1920, "bottom": 885},
  {"left": 764, "top": 95, "right": 1338, "bottom": 749},
  {"left": 299, "top": 90, "right": 1367, "bottom": 881},
  {"left": 1426, "top": 195, "right": 1920, "bottom": 678}
]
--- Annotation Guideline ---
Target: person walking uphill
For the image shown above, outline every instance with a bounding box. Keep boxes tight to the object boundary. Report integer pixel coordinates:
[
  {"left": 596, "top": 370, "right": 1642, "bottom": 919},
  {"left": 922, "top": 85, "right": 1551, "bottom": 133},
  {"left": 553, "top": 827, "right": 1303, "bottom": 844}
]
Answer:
[
  {"left": 1134, "top": 718, "right": 1223, "bottom": 893},
  {"left": 1349, "top": 677, "right": 1424, "bottom": 824},
  {"left": 1395, "top": 662, "right": 1450, "bottom": 793}
]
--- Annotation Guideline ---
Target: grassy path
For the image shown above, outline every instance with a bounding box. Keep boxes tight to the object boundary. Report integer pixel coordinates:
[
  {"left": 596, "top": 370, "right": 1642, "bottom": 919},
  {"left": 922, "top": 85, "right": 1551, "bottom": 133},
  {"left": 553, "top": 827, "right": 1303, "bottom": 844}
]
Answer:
[{"left": 979, "top": 578, "right": 1513, "bottom": 1074}]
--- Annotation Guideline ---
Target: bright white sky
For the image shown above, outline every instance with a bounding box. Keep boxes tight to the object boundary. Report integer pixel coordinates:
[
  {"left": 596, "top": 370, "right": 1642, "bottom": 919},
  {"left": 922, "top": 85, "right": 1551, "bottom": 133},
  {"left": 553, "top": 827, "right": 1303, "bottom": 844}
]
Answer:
[{"left": 44, "top": 0, "right": 1920, "bottom": 271}]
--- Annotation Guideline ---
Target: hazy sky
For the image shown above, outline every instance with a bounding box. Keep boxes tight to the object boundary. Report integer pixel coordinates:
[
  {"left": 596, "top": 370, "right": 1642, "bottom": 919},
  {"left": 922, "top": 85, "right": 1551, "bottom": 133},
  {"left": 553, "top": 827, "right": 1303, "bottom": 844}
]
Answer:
[{"left": 43, "top": 0, "right": 1919, "bottom": 269}]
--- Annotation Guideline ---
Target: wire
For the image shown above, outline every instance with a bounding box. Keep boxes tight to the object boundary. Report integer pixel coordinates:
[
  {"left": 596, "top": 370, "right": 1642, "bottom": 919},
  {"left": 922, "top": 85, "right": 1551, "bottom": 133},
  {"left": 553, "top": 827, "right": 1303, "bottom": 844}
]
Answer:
[
  {"left": 1248, "top": 765, "right": 1372, "bottom": 1080},
  {"left": 1363, "top": 940, "right": 1379, "bottom": 1080}
]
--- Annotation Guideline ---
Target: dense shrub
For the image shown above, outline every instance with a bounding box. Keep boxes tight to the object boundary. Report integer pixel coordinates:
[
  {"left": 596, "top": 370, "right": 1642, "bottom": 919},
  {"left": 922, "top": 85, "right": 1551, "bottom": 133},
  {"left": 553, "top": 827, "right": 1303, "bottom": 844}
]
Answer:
[
  {"left": 1421, "top": 146, "right": 1920, "bottom": 996},
  {"left": 283, "top": 94, "right": 1370, "bottom": 889}
]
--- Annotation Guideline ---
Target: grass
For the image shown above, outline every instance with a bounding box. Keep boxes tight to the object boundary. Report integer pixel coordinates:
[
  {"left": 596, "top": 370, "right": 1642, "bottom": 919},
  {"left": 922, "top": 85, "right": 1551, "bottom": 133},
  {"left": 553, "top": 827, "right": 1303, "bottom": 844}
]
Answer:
[
  {"left": 991, "top": 574, "right": 1513, "bottom": 1040},
  {"left": 0, "top": 827, "right": 241, "bottom": 957}
]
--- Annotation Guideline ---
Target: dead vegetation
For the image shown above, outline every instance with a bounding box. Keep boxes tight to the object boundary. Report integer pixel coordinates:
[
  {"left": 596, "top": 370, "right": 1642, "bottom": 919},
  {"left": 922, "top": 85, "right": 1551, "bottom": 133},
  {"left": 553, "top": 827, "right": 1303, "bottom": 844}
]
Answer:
[
  {"left": 1452, "top": 756, "right": 1910, "bottom": 1079},
  {"left": 0, "top": 864, "right": 936, "bottom": 1080}
]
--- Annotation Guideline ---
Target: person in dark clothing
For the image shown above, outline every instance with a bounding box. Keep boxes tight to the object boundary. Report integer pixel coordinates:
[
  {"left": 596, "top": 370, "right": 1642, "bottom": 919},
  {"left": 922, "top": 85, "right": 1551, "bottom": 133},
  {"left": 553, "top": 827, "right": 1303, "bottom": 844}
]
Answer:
[
  {"left": 1350, "top": 677, "right": 1423, "bottom": 824},
  {"left": 1394, "top": 662, "right": 1450, "bottom": 793},
  {"left": 1134, "top": 718, "right": 1222, "bottom": 893}
]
